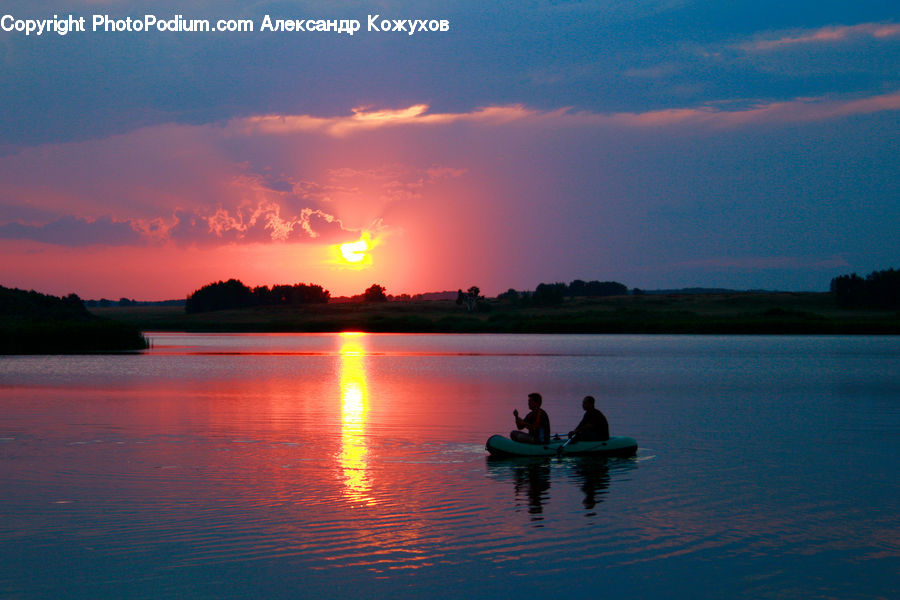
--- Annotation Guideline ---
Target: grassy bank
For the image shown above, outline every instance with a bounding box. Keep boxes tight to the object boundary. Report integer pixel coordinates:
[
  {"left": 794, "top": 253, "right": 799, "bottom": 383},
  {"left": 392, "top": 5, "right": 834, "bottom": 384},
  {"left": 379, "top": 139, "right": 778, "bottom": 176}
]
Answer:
[{"left": 90, "top": 292, "right": 900, "bottom": 334}]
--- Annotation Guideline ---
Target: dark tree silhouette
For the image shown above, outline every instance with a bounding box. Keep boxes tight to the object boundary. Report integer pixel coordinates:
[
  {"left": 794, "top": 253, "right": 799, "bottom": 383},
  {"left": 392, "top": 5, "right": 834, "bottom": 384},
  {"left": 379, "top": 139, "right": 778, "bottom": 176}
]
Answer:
[
  {"left": 831, "top": 273, "right": 866, "bottom": 308},
  {"left": 581, "top": 280, "right": 628, "bottom": 297},
  {"left": 186, "top": 279, "right": 330, "bottom": 313},
  {"left": 558, "top": 280, "right": 629, "bottom": 298},
  {"left": 1, "top": 286, "right": 147, "bottom": 353},
  {"left": 456, "top": 286, "right": 485, "bottom": 311},
  {"left": 0, "top": 286, "right": 90, "bottom": 321},
  {"left": 533, "top": 282, "right": 566, "bottom": 306},
  {"left": 185, "top": 279, "right": 254, "bottom": 313},
  {"left": 466, "top": 286, "right": 483, "bottom": 311},
  {"left": 831, "top": 269, "right": 900, "bottom": 309},
  {"left": 364, "top": 284, "right": 387, "bottom": 302},
  {"left": 253, "top": 283, "right": 329, "bottom": 306},
  {"left": 497, "top": 288, "right": 520, "bottom": 302},
  {"left": 569, "top": 279, "right": 587, "bottom": 296}
]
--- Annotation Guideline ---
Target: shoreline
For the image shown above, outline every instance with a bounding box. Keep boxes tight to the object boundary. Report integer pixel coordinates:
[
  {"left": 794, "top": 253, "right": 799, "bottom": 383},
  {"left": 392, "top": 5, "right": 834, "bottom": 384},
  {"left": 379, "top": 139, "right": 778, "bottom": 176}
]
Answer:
[{"left": 90, "top": 292, "right": 900, "bottom": 336}]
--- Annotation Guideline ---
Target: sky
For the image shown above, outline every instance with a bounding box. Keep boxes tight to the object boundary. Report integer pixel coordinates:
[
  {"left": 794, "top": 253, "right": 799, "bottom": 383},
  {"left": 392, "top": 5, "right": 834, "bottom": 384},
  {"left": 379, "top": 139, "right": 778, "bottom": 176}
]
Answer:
[{"left": 1, "top": 1, "right": 898, "bottom": 299}]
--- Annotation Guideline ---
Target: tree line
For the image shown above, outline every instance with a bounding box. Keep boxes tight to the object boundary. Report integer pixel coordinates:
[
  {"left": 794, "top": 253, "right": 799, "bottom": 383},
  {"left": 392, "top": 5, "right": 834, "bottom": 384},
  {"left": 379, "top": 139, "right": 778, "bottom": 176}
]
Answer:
[
  {"left": 185, "top": 279, "right": 331, "bottom": 313},
  {"left": 184, "top": 278, "right": 634, "bottom": 313},
  {"left": 1, "top": 285, "right": 91, "bottom": 321},
  {"left": 1, "top": 285, "right": 147, "bottom": 353},
  {"left": 830, "top": 269, "right": 900, "bottom": 309},
  {"left": 184, "top": 280, "right": 396, "bottom": 313},
  {"left": 497, "top": 280, "right": 629, "bottom": 307}
]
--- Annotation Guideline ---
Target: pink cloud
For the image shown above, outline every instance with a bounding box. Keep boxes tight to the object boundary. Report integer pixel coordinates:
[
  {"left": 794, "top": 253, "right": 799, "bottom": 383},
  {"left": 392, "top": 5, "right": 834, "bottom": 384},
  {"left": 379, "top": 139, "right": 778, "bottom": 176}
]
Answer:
[
  {"left": 229, "top": 104, "right": 544, "bottom": 137},
  {"left": 742, "top": 22, "right": 900, "bottom": 52},
  {"left": 573, "top": 91, "right": 900, "bottom": 129},
  {"left": 228, "top": 93, "right": 900, "bottom": 143}
]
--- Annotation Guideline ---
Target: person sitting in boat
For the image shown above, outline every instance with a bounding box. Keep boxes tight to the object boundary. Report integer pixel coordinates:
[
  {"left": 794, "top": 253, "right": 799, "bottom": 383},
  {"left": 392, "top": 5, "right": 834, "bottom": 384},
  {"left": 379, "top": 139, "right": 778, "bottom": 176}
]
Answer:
[
  {"left": 511, "top": 392, "right": 551, "bottom": 444},
  {"left": 568, "top": 395, "right": 609, "bottom": 441}
]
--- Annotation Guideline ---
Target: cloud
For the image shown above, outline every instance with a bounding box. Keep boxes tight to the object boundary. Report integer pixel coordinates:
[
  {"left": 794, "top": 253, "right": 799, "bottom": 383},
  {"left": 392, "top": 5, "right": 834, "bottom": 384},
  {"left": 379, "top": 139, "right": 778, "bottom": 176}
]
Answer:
[
  {"left": 196, "top": 202, "right": 353, "bottom": 244},
  {"left": 197, "top": 200, "right": 351, "bottom": 244},
  {"left": 1, "top": 93, "right": 896, "bottom": 252},
  {"left": 0, "top": 215, "right": 143, "bottom": 246},
  {"left": 741, "top": 22, "right": 900, "bottom": 52},
  {"left": 0, "top": 186, "right": 359, "bottom": 248},
  {"left": 229, "top": 93, "right": 900, "bottom": 142},
  {"left": 129, "top": 202, "right": 356, "bottom": 247},
  {"left": 0, "top": 122, "right": 463, "bottom": 248},
  {"left": 228, "top": 104, "right": 546, "bottom": 138},
  {"left": 593, "top": 91, "right": 900, "bottom": 128}
]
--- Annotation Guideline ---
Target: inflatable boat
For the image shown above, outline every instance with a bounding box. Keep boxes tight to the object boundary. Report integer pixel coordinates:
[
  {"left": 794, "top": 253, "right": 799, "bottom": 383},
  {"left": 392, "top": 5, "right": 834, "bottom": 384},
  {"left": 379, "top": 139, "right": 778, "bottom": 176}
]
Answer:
[{"left": 485, "top": 434, "right": 638, "bottom": 458}]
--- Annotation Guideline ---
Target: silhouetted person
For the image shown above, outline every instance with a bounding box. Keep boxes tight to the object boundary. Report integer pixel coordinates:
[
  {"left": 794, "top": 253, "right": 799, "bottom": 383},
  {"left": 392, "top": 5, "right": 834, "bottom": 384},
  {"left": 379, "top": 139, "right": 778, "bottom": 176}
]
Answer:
[
  {"left": 511, "top": 392, "right": 551, "bottom": 444},
  {"left": 573, "top": 458, "right": 610, "bottom": 510},
  {"left": 513, "top": 460, "right": 551, "bottom": 519},
  {"left": 568, "top": 395, "right": 609, "bottom": 441}
]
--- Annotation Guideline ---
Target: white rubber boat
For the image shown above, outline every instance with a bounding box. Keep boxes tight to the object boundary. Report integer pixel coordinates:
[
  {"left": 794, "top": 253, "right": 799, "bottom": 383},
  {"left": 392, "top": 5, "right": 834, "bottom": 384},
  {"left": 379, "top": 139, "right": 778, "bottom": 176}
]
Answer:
[{"left": 485, "top": 434, "right": 638, "bottom": 458}]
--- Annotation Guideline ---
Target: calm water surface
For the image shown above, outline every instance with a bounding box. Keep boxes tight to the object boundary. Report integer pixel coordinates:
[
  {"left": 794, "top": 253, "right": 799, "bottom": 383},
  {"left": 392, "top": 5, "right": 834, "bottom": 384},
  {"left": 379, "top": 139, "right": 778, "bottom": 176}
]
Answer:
[{"left": 1, "top": 334, "right": 897, "bottom": 598}]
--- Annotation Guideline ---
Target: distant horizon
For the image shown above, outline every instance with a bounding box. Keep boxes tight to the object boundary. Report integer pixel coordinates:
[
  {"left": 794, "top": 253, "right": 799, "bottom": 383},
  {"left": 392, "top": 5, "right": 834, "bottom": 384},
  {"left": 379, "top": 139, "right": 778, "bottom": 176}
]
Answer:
[
  {"left": 3, "top": 278, "right": 838, "bottom": 305},
  {"left": 78, "top": 284, "right": 833, "bottom": 305}
]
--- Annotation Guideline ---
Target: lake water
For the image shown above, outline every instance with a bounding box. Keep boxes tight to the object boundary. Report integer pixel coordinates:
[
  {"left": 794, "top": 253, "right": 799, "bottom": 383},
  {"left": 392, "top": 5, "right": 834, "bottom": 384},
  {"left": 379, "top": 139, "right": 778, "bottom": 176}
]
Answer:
[{"left": 1, "top": 333, "right": 897, "bottom": 599}]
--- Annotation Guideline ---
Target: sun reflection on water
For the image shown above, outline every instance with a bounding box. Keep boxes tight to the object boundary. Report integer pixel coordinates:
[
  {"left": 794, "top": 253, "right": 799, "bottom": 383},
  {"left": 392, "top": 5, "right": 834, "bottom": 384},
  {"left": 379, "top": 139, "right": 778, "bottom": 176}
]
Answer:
[{"left": 339, "top": 332, "right": 375, "bottom": 505}]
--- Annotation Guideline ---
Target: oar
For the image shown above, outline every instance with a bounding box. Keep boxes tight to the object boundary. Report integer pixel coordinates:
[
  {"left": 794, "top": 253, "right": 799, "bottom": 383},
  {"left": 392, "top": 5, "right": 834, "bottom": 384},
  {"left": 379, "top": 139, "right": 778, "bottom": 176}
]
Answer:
[{"left": 557, "top": 433, "right": 577, "bottom": 456}]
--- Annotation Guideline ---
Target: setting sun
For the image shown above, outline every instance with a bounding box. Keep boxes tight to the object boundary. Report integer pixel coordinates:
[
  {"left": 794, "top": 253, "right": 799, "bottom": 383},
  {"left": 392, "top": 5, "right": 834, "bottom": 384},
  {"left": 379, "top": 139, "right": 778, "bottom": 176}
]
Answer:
[
  {"left": 335, "top": 231, "right": 381, "bottom": 270},
  {"left": 340, "top": 239, "right": 368, "bottom": 263}
]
